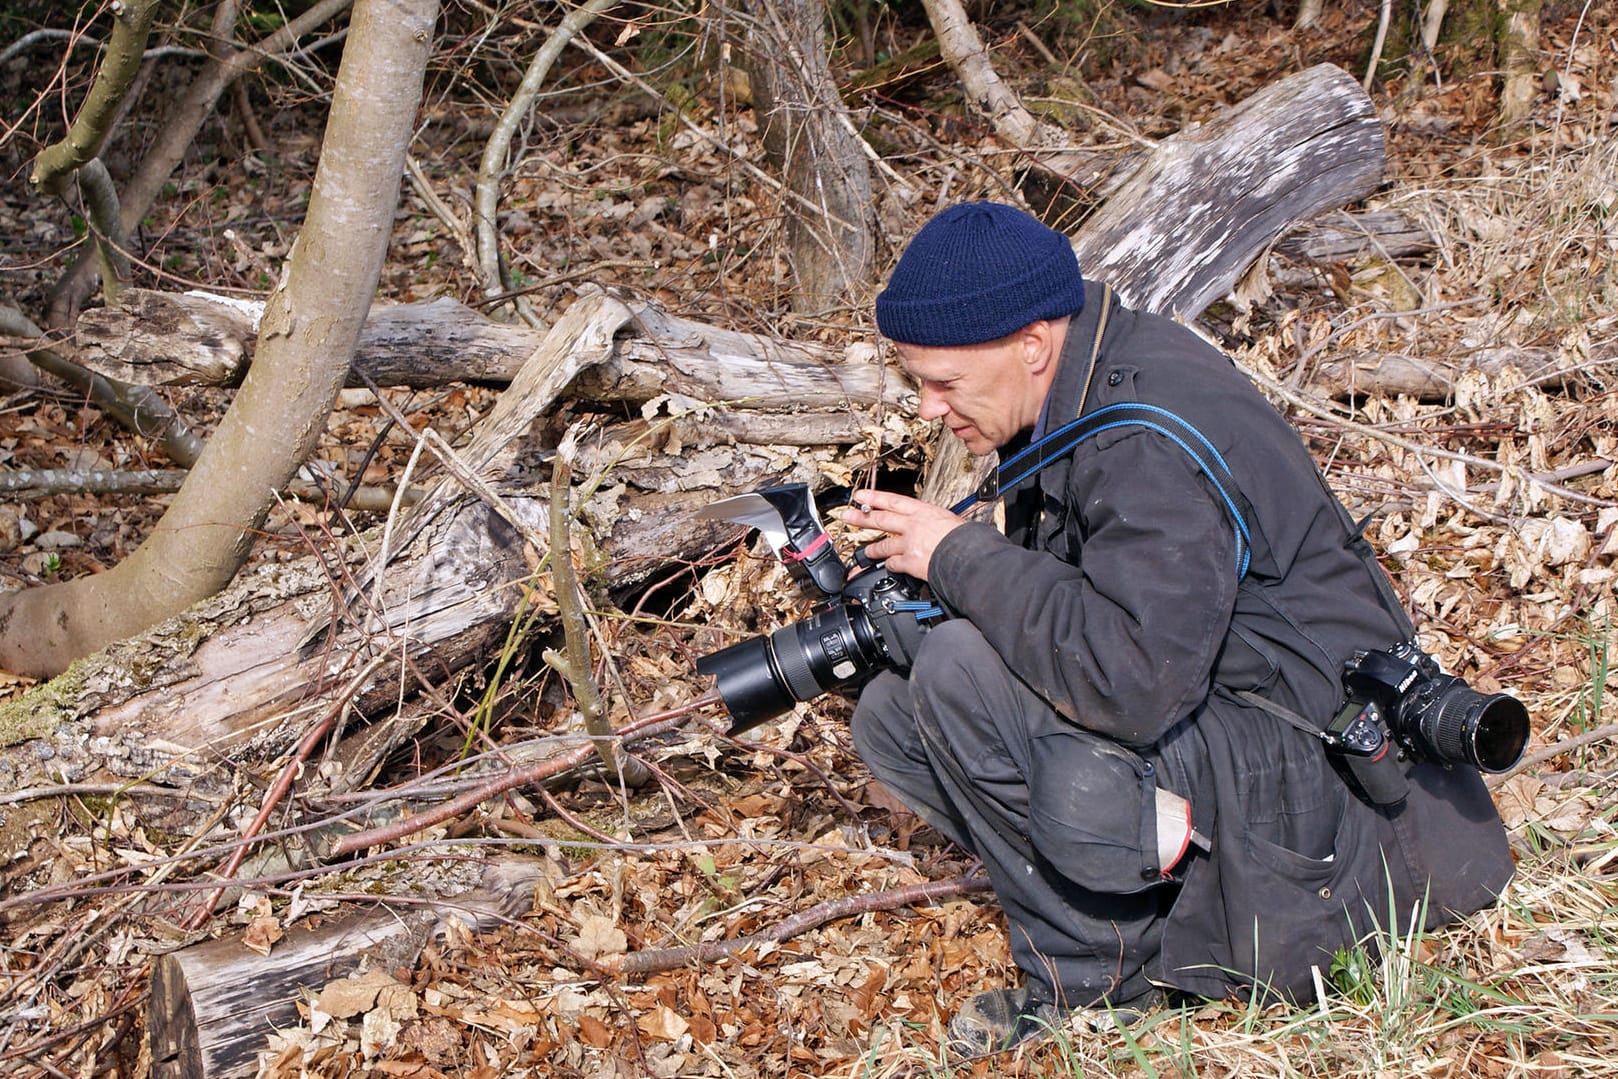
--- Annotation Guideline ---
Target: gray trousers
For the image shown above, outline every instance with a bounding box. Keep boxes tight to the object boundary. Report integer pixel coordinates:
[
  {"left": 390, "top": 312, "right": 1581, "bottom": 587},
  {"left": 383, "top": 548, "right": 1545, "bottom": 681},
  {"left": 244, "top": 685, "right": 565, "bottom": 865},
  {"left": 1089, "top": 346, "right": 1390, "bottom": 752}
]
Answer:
[{"left": 851, "top": 620, "right": 1205, "bottom": 1007}]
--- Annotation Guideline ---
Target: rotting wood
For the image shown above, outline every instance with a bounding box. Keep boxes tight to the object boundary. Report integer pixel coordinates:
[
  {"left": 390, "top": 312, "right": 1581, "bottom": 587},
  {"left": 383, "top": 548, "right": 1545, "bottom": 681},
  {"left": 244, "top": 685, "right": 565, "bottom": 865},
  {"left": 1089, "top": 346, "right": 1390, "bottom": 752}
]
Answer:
[
  {"left": 1072, "top": 64, "right": 1385, "bottom": 320},
  {"left": 71, "top": 289, "right": 903, "bottom": 411},
  {"left": 0, "top": 290, "right": 862, "bottom": 788},
  {"left": 149, "top": 855, "right": 554, "bottom": 1079}
]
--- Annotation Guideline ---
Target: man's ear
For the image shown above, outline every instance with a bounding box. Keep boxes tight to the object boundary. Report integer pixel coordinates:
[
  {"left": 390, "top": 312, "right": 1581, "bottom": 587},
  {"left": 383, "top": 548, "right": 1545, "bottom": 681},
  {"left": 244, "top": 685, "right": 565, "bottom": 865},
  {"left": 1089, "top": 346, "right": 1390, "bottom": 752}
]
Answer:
[{"left": 1020, "top": 319, "right": 1058, "bottom": 373}]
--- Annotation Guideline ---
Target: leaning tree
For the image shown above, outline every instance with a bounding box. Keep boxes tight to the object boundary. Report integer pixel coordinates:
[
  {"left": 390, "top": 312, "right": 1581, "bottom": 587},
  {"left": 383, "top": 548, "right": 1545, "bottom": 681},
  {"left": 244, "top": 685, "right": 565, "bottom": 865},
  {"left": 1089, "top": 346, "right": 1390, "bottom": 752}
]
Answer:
[{"left": 0, "top": 0, "right": 437, "bottom": 676}]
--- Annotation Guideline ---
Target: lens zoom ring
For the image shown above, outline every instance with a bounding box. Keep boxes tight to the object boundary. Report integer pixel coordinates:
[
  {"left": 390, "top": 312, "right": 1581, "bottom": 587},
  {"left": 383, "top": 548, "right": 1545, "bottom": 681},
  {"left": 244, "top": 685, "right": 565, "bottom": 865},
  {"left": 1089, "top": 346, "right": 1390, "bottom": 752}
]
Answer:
[{"left": 771, "top": 625, "right": 824, "bottom": 702}]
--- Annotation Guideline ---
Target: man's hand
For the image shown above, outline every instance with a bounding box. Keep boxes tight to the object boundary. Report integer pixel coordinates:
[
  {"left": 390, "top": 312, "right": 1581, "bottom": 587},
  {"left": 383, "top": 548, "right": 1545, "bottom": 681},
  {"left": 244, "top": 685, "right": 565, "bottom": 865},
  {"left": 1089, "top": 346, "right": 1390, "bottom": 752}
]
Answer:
[{"left": 838, "top": 490, "right": 964, "bottom": 581}]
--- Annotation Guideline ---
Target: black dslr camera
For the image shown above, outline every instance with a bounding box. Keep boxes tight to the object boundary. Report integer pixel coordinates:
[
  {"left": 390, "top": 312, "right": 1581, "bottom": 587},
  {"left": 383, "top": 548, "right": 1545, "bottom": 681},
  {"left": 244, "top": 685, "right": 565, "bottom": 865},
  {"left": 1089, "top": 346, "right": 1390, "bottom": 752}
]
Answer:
[
  {"left": 694, "top": 484, "right": 943, "bottom": 734},
  {"left": 1324, "top": 639, "right": 1529, "bottom": 805}
]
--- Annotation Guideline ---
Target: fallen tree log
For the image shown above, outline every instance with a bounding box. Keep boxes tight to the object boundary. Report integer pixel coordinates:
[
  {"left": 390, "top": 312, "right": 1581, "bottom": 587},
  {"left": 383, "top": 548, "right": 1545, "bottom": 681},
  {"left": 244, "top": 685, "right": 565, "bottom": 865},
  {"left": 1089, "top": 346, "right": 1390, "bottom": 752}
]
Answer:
[
  {"left": 149, "top": 854, "right": 554, "bottom": 1079},
  {"left": 71, "top": 289, "right": 897, "bottom": 407},
  {"left": 1305, "top": 343, "right": 1609, "bottom": 400},
  {"left": 1, "top": 290, "right": 872, "bottom": 788},
  {"left": 1274, "top": 208, "right": 1437, "bottom": 264},
  {"left": 73, "top": 207, "right": 1437, "bottom": 395},
  {"left": 1071, "top": 63, "right": 1383, "bottom": 320}
]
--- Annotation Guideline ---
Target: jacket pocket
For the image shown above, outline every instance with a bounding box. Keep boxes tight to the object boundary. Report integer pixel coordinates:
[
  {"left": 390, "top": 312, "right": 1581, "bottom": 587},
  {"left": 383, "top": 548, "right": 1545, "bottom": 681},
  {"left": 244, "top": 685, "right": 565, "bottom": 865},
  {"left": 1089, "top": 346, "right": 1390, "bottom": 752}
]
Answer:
[
  {"left": 1212, "top": 622, "right": 1282, "bottom": 694},
  {"left": 1221, "top": 715, "right": 1369, "bottom": 1001}
]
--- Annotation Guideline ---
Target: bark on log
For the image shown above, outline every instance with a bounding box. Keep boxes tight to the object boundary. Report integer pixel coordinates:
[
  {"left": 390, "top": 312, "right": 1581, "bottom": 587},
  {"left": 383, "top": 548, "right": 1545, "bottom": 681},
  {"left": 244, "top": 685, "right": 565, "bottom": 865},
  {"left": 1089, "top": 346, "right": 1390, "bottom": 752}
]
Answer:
[
  {"left": 1072, "top": 63, "right": 1384, "bottom": 319},
  {"left": 149, "top": 855, "right": 552, "bottom": 1079},
  {"left": 71, "top": 290, "right": 904, "bottom": 411},
  {"left": 1275, "top": 209, "right": 1436, "bottom": 264}
]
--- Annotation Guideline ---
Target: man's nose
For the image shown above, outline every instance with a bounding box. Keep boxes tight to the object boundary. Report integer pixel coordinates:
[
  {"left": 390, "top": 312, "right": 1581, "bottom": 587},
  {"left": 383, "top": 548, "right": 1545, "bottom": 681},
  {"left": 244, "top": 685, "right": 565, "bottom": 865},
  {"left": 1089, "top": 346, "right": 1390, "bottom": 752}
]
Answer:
[{"left": 916, "top": 387, "right": 948, "bottom": 421}]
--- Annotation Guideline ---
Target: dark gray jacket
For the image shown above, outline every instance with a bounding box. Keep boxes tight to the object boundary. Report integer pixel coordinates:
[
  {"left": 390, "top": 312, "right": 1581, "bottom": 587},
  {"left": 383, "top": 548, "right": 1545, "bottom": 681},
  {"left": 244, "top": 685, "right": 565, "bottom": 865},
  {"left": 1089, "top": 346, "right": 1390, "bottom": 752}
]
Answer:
[{"left": 928, "top": 285, "right": 1514, "bottom": 1000}]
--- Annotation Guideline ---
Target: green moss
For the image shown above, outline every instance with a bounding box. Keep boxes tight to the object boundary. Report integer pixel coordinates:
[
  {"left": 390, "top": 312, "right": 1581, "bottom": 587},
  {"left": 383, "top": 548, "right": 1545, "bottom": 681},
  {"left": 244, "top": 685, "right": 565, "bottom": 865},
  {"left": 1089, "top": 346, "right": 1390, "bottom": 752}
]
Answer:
[{"left": 0, "top": 659, "right": 89, "bottom": 747}]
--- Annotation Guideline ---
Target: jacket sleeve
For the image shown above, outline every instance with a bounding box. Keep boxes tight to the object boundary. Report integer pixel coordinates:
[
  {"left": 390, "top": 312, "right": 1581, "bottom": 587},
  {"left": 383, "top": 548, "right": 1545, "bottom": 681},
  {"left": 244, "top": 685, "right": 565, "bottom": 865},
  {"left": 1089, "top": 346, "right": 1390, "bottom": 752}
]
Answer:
[{"left": 928, "top": 430, "right": 1239, "bottom": 746}]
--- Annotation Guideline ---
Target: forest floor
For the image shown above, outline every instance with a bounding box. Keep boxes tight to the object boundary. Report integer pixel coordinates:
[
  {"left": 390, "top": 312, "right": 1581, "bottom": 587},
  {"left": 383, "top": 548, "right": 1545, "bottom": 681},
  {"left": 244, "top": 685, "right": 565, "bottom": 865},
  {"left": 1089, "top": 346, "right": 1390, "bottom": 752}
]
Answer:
[{"left": 1, "top": 2, "right": 1617, "bottom": 1077}]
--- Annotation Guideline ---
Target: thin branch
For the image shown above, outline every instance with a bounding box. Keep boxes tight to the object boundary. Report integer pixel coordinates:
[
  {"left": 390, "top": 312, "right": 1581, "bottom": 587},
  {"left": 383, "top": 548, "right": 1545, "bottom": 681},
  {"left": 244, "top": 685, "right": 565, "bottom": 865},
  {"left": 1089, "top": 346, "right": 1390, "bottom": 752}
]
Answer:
[
  {"left": 1489, "top": 723, "right": 1618, "bottom": 787},
  {"left": 1244, "top": 366, "right": 1618, "bottom": 512},
  {"left": 326, "top": 703, "right": 709, "bottom": 859},
  {"left": 1364, "top": 0, "right": 1393, "bottom": 91},
  {"left": 0, "top": 305, "right": 205, "bottom": 464},
  {"left": 595, "top": 874, "right": 994, "bottom": 975},
  {"left": 28, "top": 0, "right": 161, "bottom": 193}
]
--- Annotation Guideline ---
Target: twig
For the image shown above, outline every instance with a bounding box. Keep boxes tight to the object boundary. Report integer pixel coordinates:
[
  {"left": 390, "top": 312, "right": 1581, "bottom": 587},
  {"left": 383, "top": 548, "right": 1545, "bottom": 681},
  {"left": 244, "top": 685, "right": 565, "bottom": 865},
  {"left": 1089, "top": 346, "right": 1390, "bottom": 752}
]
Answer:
[
  {"left": 326, "top": 701, "right": 712, "bottom": 860},
  {"left": 0, "top": 781, "right": 187, "bottom": 806},
  {"left": 545, "top": 424, "right": 649, "bottom": 788},
  {"left": 595, "top": 874, "right": 993, "bottom": 974},
  {"left": 1489, "top": 722, "right": 1618, "bottom": 787}
]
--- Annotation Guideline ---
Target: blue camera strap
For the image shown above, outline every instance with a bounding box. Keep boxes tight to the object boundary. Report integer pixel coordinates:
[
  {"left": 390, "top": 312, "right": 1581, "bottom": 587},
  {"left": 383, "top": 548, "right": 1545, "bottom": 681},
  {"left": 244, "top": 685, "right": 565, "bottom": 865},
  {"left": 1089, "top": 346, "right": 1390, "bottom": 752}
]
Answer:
[{"left": 949, "top": 401, "right": 1256, "bottom": 580}]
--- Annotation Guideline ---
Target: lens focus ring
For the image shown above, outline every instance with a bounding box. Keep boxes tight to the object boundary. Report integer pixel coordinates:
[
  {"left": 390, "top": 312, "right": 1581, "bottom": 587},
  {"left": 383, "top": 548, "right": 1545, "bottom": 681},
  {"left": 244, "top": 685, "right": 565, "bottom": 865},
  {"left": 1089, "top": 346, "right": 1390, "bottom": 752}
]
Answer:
[{"left": 770, "top": 625, "right": 825, "bottom": 702}]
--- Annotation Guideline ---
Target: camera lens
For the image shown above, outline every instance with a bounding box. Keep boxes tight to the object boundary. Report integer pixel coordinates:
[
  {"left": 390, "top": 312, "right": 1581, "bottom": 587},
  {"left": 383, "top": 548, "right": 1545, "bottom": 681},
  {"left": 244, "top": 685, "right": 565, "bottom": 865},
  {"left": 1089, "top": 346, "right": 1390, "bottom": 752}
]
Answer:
[
  {"left": 697, "top": 635, "right": 798, "bottom": 733},
  {"left": 697, "top": 604, "right": 889, "bottom": 734},
  {"left": 1418, "top": 684, "right": 1530, "bottom": 773}
]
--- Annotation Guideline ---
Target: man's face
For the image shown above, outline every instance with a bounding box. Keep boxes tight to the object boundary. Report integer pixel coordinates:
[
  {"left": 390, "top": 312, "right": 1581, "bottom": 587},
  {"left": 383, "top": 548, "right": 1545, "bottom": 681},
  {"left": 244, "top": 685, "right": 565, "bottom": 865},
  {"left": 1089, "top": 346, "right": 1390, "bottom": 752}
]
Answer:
[{"left": 894, "top": 327, "right": 1048, "bottom": 455}]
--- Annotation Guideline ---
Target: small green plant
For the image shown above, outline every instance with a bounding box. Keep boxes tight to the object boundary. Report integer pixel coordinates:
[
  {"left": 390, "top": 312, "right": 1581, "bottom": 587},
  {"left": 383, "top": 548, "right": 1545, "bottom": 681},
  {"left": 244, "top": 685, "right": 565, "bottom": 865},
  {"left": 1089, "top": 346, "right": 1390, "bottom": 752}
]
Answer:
[{"left": 1329, "top": 942, "right": 1379, "bottom": 1006}]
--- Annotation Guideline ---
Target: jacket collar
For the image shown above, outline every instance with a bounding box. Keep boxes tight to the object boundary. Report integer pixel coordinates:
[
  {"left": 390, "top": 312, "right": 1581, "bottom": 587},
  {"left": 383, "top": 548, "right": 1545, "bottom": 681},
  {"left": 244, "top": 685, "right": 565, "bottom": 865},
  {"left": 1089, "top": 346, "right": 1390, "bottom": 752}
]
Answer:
[{"left": 1003, "top": 277, "right": 1111, "bottom": 461}]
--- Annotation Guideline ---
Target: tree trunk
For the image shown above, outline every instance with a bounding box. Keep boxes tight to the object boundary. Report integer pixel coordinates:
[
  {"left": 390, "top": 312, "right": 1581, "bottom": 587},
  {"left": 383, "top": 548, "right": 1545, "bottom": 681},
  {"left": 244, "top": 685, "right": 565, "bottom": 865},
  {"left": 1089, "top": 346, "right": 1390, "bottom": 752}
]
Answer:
[
  {"left": 0, "top": 0, "right": 438, "bottom": 679},
  {"left": 1496, "top": 0, "right": 1544, "bottom": 132},
  {"left": 742, "top": 0, "right": 878, "bottom": 316}
]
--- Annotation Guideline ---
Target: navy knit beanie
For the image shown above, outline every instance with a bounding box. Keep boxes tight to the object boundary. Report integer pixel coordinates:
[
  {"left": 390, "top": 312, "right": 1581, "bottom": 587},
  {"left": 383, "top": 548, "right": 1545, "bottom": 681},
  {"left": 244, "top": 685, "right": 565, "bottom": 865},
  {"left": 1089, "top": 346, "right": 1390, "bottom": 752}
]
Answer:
[{"left": 875, "top": 202, "right": 1085, "bottom": 346}]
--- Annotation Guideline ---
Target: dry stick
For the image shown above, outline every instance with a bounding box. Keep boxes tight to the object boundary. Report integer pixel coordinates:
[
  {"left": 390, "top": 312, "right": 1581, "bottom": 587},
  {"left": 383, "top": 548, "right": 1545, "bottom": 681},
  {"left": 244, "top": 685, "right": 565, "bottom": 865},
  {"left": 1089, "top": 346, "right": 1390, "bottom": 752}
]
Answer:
[
  {"left": 1364, "top": 0, "right": 1393, "bottom": 91},
  {"left": 545, "top": 425, "right": 649, "bottom": 788},
  {"left": 596, "top": 874, "right": 994, "bottom": 975},
  {"left": 1489, "top": 722, "right": 1618, "bottom": 787},
  {"left": 326, "top": 702, "right": 711, "bottom": 859}
]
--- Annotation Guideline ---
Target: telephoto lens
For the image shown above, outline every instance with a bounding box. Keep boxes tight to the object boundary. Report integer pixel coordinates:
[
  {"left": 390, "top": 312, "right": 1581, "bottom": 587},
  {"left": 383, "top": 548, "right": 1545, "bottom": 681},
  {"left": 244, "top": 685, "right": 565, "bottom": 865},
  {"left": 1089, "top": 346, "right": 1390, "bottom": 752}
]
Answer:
[{"left": 697, "top": 603, "right": 886, "bottom": 734}]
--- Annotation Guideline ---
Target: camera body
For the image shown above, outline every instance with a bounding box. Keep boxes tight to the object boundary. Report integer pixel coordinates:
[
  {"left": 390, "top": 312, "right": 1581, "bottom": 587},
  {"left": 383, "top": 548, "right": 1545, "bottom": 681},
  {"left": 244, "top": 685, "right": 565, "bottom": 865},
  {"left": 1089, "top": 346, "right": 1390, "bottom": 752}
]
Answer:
[
  {"left": 695, "top": 484, "right": 943, "bottom": 733},
  {"left": 1325, "top": 639, "right": 1529, "bottom": 805}
]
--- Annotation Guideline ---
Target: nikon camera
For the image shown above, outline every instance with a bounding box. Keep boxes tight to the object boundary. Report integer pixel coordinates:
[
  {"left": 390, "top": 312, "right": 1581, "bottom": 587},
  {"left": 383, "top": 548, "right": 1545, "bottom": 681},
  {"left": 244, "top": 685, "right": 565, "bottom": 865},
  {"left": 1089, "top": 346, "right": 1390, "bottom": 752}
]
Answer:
[
  {"left": 1324, "top": 640, "right": 1530, "bottom": 805},
  {"left": 694, "top": 484, "right": 944, "bottom": 734}
]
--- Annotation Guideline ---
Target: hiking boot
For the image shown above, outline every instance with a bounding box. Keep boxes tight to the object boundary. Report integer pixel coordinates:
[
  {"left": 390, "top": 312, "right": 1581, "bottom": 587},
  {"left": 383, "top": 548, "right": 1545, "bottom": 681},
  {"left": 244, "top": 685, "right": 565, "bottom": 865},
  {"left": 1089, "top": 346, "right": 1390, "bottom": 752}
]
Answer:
[
  {"left": 945, "top": 984, "right": 1061, "bottom": 1056},
  {"left": 945, "top": 984, "right": 1164, "bottom": 1057}
]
